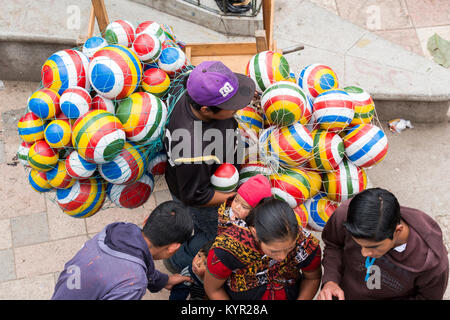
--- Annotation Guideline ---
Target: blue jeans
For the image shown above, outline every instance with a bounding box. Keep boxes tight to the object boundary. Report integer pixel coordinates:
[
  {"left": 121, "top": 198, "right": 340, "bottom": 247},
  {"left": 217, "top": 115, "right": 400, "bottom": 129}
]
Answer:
[{"left": 168, "top": 195, "right": 219, "bottom": 273}]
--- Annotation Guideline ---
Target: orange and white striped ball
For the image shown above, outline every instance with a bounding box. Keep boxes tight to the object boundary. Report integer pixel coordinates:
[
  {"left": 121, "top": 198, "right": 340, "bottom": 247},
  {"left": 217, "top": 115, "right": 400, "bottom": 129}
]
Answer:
[
  {"left": 141, "top": 68, "right": 170, "bottom": 98},
  {"left": 115, "top": 92, "right": 167, "bottom": 144},
  {"left": 44, "top": 119, "right": 72, "bottom": 149},
  {"left": 60, "top": 87, "right": 92, "bottom": 119},
  {"left": 294, "top": 204, "right": 309, "bottom": 229},
  {"left": 211, "top": 163, "right": 239, "bottom": 193},
  {"left": 323, "top": 158, "right": 367, "bottom": 202},
  {"left": 29, "top": 169, "right": 53, "bottom": 193},
  {"left": 304, "top": 192, "right": 339, "bottom": 231},
  {"left": 72, "top": 110, "right": 126, "bottom": 164},
  {"left": 132, "top": 33, "right": 162, "bottom": 63},
  {"left": 298, "top": 63, "right": 339, "bottom": 101},
  {"left": 313, "top": 89, "right": 355, "bottom": 132},
  {"left": 28, "top": 140, "right": 59, "bottom": 171},
  {"left": 56, "top": 177, "right": 106, "bottom": 218},
  {"left": 261, "top": 81, "right": 309, "bottom": 127},
  {"left": 18, "top": 112, "right": 46, "bottom": 143},
  {"left": 46, "top": 160, "right": 76, "bottom": 189},
  {"left": 270, "top": 167, "right": 311, "bottom": 208},
  {"left": 308, "top": 129, "right": 345, "bottom": 171},
  {"left": 267, "top": 122, "right": 313, "bottom": 168},
  {"left": 91, "top": 95, "right": 116, "bottom": 114},
  {"left": 108, "top": 172, "right": 154, "bottom": 209},
  {"left": 105, "top": 20, "right": 135, "bottom": 47},
  {"left": 246, "top": 51, "right": 291, "bottom": 93},
  {"left": 342, "top": 123, "right": 388, "bottom": 168},
  {"left": 27, "top": 88, "right": 60, "bottom": 120},
  {"left": 344, "top": 86, "right": 375, "bottom": 125}
]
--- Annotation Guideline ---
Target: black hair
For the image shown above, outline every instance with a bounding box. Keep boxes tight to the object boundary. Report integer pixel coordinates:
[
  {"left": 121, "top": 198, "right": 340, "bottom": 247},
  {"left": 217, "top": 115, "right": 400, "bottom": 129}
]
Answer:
[
  {"left": 142, "top": 200, "right": 194, "bottom": 247},
  {"left": 182, "top": 73, "right": 222, "bottom": 114},
  {"left": 343, "top": 188, "right": 401, "bottom": 241},
  {"left": 245, "top": 197, "right": 299, "bottom": 244},
  {"left": 199, "top": 239, "right": 215, "bottom": 255}
]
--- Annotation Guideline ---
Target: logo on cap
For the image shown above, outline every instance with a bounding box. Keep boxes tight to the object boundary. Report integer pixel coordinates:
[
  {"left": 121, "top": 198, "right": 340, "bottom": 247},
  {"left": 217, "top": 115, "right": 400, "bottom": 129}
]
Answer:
[{"left": 219, "top": 82, "right": 234, "bottom": 98}]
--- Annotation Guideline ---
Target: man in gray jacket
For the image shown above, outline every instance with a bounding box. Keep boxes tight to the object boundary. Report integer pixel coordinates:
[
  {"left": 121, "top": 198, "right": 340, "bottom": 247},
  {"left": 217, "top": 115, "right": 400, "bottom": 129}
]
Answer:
[{"left": 51, "top": 201, "right": 194, "bottom": 300}]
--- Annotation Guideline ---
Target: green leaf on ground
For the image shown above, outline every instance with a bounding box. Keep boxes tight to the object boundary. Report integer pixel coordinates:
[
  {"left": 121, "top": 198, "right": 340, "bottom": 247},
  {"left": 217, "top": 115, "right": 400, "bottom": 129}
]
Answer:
[{"left": 427, "top": 33, "right": 450, "bottom": 68}]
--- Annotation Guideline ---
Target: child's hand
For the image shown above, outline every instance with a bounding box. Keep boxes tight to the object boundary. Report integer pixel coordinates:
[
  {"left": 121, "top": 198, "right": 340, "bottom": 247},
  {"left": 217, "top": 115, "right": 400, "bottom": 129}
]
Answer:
[{"left": 164, "top": 274, "right": 193, "bottom": 290}]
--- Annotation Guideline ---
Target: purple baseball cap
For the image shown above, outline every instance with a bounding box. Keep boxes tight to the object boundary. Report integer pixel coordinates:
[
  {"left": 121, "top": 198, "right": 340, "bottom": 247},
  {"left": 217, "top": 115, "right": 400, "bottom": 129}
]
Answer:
[{"left": 186, "top": 61, "right": 256, "bottom": 110}]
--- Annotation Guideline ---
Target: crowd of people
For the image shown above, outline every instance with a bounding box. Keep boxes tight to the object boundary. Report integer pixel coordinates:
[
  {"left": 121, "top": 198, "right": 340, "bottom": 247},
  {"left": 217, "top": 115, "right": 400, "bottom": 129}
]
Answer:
[{"left": 51, "top": 61, "right": 449, "bottom": 300}]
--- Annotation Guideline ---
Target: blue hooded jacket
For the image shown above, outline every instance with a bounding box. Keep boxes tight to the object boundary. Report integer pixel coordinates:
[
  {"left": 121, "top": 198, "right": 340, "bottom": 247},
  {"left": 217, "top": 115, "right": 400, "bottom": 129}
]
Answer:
[{"left": 52, "top": 222, "right": 169, "bottom": 300}]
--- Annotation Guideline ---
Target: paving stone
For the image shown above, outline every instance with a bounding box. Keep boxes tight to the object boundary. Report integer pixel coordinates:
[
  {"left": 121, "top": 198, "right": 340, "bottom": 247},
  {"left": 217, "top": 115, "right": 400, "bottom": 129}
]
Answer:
[
  {"left": 0, "top": 219, "right": 12, "bottom": 250},
  {"left": 46, "top": 197, "right": 87, "bottom": 241},
  {"left": 153, "top": 190, "right": 173, "bottom": 206},
  {"left": 0, "top": 273, "right": 55, "bottom": 300},
  {"left": 0, "top": 249, "right": 16, "bottom": 282},
  {"left": 14, "top": 236, "right": 88, "bottom": 279},
  {"left": 153, "top": 175, "right": 169, "bottom": 192},
  {"left": 308, "top": 0, "right": 338, "bottom": 14},
  {"left": 11, "top": 212, "right": 50, "bottom": 247},
  {"left": 405, "top": 0, "right": 450, "bottom": 28},
  {"left": 373, "top": 28, "right": 424, "bottom": 56}
]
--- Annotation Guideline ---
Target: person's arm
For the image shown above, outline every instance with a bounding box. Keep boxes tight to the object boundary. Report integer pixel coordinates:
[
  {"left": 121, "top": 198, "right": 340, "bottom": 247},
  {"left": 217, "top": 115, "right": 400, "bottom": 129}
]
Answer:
[
  {"left": 204, "top": 270, "right": 230, "bottom": 300},
  {"left": 297, "top": 267, "right": 322, "bottom": 300},
  {"left": 164, "top": 274, "right": 193, "bottom": 290},
  {"left": 203, "top": 191, "right": 236, "bottom": 207}
]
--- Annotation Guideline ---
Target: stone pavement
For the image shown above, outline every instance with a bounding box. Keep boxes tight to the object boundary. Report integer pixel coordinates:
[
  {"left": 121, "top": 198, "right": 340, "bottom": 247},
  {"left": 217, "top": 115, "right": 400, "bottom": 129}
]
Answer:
[{"left": 0, "top": 0, "right": 449, "bottom": 300}]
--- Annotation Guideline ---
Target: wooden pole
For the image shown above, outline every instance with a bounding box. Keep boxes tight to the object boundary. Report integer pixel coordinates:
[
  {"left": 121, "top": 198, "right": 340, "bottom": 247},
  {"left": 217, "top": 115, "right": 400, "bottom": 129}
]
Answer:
[
  {"left": 91, "top": 0, "right": 110, "bottom": 37},
  {"left": 262, "top": 0, "right": 274, "bottom": 51}
]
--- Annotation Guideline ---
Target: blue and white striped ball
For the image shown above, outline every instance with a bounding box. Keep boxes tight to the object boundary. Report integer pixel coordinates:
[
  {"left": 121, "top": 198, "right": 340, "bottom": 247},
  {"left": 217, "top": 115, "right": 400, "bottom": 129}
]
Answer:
[
  {"left": 82, "top": 36, "right": 108, "bottom": 59},
  {"left": 60, "top": 87, "right": 92, "bottom": 119},
  {"left": 313, "top": 89, "right": 354, "bottom": 132},
  {"left": 65, "top": 150, "right": 97, "bottom": 179},
  {"left": 158, "top": 47, "right": 186, "bottom": 76}
]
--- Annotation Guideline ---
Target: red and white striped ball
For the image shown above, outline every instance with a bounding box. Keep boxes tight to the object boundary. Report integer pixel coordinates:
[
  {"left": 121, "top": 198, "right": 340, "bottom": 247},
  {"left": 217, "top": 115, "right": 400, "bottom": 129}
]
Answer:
[
  {"left": 294, "top": 204, "right": 309, "bottom": 229},
  {"left": 211, "top": 163, "right": 239, "bottom": 193},
  {"left": 136, "top": 21, "right": 166, "bottom": 43},
  {"left": 141, "top": 68, "right": 171, "bottom": 98},
  {"left": 105, "top": 20, "right": 135, "bottom": 47},
  {"left": 147, "top": 151, "right": 168, "bottom": 176},
  {"left": 132, "top": 33, "right": 162, "bottom": 63},
  {"left": 308, "top": 129, "right": 345, "bottom": 171},
  {"left": 108, "top": 172, "right": 154, "bottom": 209},
  {"left": 65, "top": 150, "right": 97, "bottom": 179},
  {"left": 60, "top": 87, "right": 92, "bottom": 119},
  {"left": 342, "top": 123, "right": 388, "bottom": 168},
  {"left": 313, "top": 89, "right": 355, "bottom": 132},
  {"left": 91, "top": 95, "right": 116, "bottom": 114}
]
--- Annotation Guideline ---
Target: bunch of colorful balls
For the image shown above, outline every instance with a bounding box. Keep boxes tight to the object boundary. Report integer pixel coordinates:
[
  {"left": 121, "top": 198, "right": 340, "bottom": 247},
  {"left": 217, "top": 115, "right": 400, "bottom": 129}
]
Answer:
[
  {"left": 16, "top": 19, "right": 188, "bottom": 218},
  {"left": 234, "top": 51, "right": 389, "bottom": 232}
]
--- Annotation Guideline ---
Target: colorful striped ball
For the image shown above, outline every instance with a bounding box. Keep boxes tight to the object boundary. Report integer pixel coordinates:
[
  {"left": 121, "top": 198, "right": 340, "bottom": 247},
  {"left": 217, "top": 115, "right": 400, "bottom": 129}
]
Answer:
[
  {"left": 158, "top": 47, "right": 186, "bottom": 76},
  {"left": 309, "top": 129, "right": 345, "bottom": 171},
  {"left": 245, "top": 51, "right": 291, "bottom": 93},
  {"left": 44, "top": 119, "right": 72, "bottom": 149},
  {"left": 60, "top": 87, "right": 92, "bottom": 119},
  {"left": 344, "top": 86, "right": 375, "bottom": 125},
  {"left": 267, "top": 122, "right": 313, "bottom": 167},
  {"left": 108, "top": 172, "right": 154, "bottom": 209},
  {"left": 82, "top": 36, "right": 108, "bottom": 59},
  {"left": 136, "top": 21, "right": 166, "bottom": 43},
  {"left": 294, "top": 204, "right": 309, "bottom": 229},
  {"left": 238, "top": 161, "right": 271, "bottom": 186},
  {"left": 161, "top": 24, "right": 177, "bottom": 42},
  {"left": 304, "top": 192, "right": 339, "bottom": 231},
  {"left": 342, "top": 123, "right": 388, "bottom": 168},
  {"left": 41, "top": 49, "right": 90, "bottom": 95},
  {"left": 141, "top": 68, "right": 170, "bottom": 97},
  {"left": 65, "top": 150, "right": 97, "bottom": 179},
  {"left": 211, "top": 163, "right": 239, "bottom": 193},
  {"left": 29, "top": 169, "right": 52, "bottom": 193},
  {"left": 304, "top": 169, "right": 322, "bottom": 198},
  {"left": 99, "top": 142, "right": 147, "bottom": 185},
  {"left": 46, "top": 160, "right": 76, "bottom": 189},
  {"left": 147, "top": 151, "right": 167, "bottom": 176},
  {"left": 18, "top": 112, "right": 46, "bottom": 143},
  {"left": 56, "top": 177, "right": 106, "bottom": 218},
  {"left": 27, "top": 88, "right": 61, "bottom": 120},
  {"left": 323, "top": 158, "right": 367, "bottom": 202},
  {"left": 28, "top": 140, "right": 59, "bottom": 171},
  {"left": 269, "top": 167, "right": 311, "bottom": 208},
  {"left": 313, "top": 89, "right": 355, "bottom": 132},
  {"left": 258, "top": 126, "right": 276, "bottom": 163},
  {"left": 91, "top": 95, "right": 116, "bottom": 114},
  {"left": 261, "top": 81, "right": 309, "bottom": 127},
  {"left": 72, "top": 109, "right": 126, "bottom": 164},
  {"left": 133, "top": 33, "right": 162, "bottom": 63},
  {"left": 17, "top": 141, "right": 33, "bottom": 167},
  {"left": 115, "top": 92, "right": 167, "bottom": 144},
  {"left": 105, "top": 20, "right": 135, "bottom": 47},
  {"left": 298, "top": 64, "right": 339, "bottom": 101},
  {"left": 235, "top": 106, "right": 264, "bottom": 135},
  {"left": 88, "top": 45, "right": 143, "bottom": 100}
]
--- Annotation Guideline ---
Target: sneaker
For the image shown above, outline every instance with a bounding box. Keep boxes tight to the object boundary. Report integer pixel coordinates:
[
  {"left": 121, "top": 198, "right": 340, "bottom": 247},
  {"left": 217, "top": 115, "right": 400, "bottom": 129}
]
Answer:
[{"left": 163, "top": 258, "right": 179, "bottom": 274}]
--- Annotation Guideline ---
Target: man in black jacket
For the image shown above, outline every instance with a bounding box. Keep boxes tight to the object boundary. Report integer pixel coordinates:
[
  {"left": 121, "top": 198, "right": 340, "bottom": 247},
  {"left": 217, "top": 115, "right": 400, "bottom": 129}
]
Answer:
[{"left": 163, "top": 60, "right": 255, "bottom": 273}]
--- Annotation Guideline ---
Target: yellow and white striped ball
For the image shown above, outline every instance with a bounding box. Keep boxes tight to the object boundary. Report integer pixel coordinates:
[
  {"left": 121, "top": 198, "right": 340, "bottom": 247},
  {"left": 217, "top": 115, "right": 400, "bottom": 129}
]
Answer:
[
  {"left": 72, "top": 110, "right": 126, "bottom": 164},
  {"left": 46, "top": 160, "right": 76, "bottom": 189},
  {"left": 304, "top": 192, "right": 339, "bottom": 231},
  {"left": 267, "top": 122, "right": 313, "bottom": 168},
  {"left": 44, "top": 119, "right": 72, "bottom": 149},
  {"left": 245, "top": 50, "right": 291, "bottom": 93},
  {"left": 28, "top": 140, "right": 59, "bottom": 171},
  {"left": 309, "top": 129, "right": 345, "bottom": 171},
  {"left": 236, "top": 106, "right": 263, "bottom": 134},
  {"left": 56, "top": 177, "right": 106, "bottom": 218},
  {"left": 141, "top": 68, "right": 170, "bottom": 98},
  {"left": 115, "top": 92, "right": 167, "bottom": 144},
  {"left": 27, "top": 88, "right": 61, "bottom": 120},
  {"left": 29, "top": 169, "right": 53, "bottom": 193},
  {"left": 344, "top": 86, "right": 375, "bottom": 125},
  {"left": 323, "top": 158, "right": 367, "bottom": 202},
  {"left": 270, "top": 167, "right": 311, "bottom": 208},
  {"left": 261, "top": 81, "right": 309, "bottom": 127},
  {"left": 18, "top": 112, "right": 46, "bottom": 143},
  {"left": 304, "top": 169, "right": 322, "bottom": 198}
]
